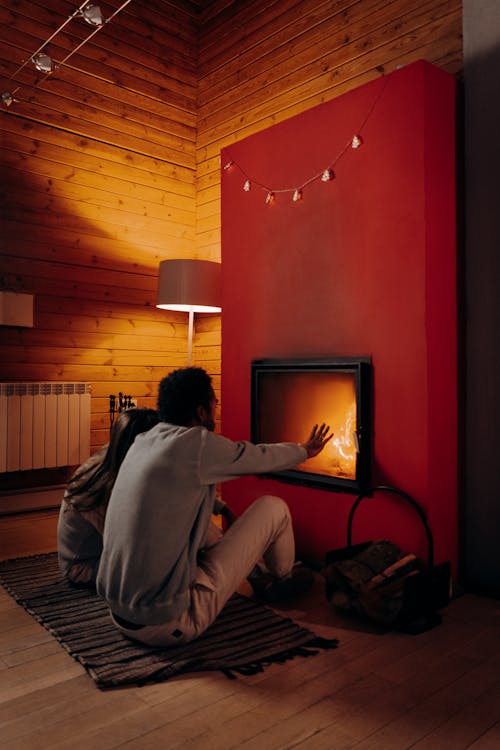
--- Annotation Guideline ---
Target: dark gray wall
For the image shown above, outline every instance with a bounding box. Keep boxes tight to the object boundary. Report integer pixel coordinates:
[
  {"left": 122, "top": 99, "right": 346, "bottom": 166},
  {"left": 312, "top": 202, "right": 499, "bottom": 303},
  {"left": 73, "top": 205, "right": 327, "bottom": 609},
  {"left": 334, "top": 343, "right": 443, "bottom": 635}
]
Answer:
[{"left": 463, "top": 0, "right": 500, "bottom": 596}]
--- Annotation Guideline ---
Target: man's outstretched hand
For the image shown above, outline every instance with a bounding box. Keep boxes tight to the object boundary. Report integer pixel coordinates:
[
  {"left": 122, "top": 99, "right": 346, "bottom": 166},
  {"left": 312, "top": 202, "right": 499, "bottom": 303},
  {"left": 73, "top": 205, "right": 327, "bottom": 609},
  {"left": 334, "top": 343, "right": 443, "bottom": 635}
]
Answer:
[{"left": 301, "top": 423, "right": 334, "bottom": 458}]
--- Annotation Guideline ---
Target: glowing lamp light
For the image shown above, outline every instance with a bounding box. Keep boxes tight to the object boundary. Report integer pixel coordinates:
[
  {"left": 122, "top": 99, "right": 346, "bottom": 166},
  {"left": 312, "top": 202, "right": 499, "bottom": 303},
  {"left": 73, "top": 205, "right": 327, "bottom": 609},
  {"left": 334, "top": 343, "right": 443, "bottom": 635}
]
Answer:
[
  {"left": 223, "top": 161, "right": 234, "bottom": 170},
  {"left": 265, "top": 191, "right": 275, "bottom": 205},
  {"left": 292, "top": 189, "right": 303, "bottom": 202},
  {"left": 156, "top": 259, "right": 221, "bottom": 365},
  {"left": 243, "top": 179, "right": 251, "bottom": 191},
  {"left": 351, "top": 135, "right": 363, "bottom": 149}
]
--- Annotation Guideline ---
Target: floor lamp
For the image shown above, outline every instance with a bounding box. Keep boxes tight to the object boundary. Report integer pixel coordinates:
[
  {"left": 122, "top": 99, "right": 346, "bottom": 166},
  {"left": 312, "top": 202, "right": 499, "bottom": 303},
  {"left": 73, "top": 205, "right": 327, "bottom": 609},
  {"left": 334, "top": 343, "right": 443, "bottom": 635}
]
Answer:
[{"left": 156, "top": 259, "right": 222, "bottom": 365}]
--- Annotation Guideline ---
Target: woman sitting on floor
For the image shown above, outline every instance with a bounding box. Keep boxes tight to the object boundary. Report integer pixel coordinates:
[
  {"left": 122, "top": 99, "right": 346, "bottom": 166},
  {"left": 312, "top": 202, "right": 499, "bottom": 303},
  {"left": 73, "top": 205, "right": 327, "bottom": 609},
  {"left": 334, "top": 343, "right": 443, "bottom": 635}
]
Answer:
[{"left": 57, "top": 407, "right": 159, "bottom": 587}]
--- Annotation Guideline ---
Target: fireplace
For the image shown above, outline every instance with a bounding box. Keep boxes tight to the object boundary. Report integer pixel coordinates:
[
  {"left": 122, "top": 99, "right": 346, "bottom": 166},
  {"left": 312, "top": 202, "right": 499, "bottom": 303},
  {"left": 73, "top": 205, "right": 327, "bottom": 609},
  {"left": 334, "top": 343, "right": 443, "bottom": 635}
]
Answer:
[{"left": 251, "top": 357, "right": 372, "bottom": 493}]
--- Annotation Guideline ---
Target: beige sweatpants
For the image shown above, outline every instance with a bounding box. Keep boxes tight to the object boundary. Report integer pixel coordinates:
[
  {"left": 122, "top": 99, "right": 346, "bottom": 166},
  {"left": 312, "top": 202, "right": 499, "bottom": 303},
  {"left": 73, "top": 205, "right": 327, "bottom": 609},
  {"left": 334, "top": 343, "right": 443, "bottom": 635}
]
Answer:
[{"left": 112, "top": 495, "right": 295, "bottom": 646}]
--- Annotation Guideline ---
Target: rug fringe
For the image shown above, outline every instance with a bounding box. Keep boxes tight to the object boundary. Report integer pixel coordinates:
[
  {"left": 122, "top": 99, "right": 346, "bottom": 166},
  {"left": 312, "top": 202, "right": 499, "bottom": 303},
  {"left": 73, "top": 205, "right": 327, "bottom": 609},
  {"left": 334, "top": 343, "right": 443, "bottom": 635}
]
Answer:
[{"left": 220, "top": 636, "right": 339, "bottom": 679}]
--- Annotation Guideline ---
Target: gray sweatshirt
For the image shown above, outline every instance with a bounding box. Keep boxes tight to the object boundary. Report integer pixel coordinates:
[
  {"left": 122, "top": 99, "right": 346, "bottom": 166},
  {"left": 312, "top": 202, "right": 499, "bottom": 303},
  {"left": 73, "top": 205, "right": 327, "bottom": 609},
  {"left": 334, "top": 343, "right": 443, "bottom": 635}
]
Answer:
[{"left": 96, "top": 422, "right": 306, "bottom": 625}]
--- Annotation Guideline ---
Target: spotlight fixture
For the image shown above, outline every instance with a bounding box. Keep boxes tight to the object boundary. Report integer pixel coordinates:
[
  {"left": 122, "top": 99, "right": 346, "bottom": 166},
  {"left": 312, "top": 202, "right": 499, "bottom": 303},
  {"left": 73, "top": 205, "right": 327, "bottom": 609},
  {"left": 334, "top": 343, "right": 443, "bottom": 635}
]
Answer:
[
  {"left": 4, "top": 0, "right": 133, "bottom": 107},
  {"left": 265, "top": 191, "right": 275, "bottom": 204},
  {"left": 292, "top": 189, "right": 303, "bottom": 202},
  {"left": 31, "top": 52, "right": 57, "bottom": 73},
  {"left": 243, "top": 179, "right": 251, "bottom": 191},
  {"left": 1, "top": 92, "right": 15, "bottom": 107},
  {"left": 351, "top": 135, "right": 363, "bottom": 149},
  {"left": 79, "top": 4, "right": 103, "bottom": 26}
]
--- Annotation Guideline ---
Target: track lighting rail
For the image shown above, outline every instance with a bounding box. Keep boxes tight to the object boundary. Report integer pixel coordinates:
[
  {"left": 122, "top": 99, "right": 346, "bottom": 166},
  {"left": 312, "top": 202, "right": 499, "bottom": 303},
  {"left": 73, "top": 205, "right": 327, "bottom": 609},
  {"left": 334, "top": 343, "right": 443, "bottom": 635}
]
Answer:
[{"left": 2, "top": 0, "right": 134, "bottom": 107}]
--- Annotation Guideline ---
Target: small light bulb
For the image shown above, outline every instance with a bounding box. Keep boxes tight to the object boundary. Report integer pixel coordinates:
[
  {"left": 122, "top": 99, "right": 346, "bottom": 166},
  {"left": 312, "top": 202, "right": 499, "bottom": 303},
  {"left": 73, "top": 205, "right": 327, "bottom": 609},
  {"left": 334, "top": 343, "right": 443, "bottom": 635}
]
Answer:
[
  {"left": 265, "top": 191, "right": 275, "bottom": 204},
  {"left": 321, "top": 169, "right": 335, "bottom": 182},
  {"left": 223, "top": 160, "right": 234, "bottom": 170},
  {"left": 292, "top": 189, "right": 302, "bottom": 202},
  {"left": 243, "top": 179, "right": 251, "bottom": 191},
  {"left": 351, "top": 135, "right": 363, "bottom": 149}
]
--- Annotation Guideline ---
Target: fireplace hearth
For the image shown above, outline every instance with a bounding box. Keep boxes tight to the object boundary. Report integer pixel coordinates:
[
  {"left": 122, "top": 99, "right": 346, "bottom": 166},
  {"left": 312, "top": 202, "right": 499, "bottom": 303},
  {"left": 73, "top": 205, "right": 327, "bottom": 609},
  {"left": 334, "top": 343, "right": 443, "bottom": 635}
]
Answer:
[{"left": 251, "top": 358, "right": 371, "bottom": 493}]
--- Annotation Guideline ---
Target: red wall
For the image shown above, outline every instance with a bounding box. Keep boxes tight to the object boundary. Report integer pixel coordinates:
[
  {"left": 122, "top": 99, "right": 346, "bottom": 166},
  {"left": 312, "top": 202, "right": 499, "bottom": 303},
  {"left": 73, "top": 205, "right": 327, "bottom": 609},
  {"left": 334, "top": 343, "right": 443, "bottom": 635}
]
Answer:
[{"left": 220, "top": 61, "right": 458, "bottom": 573}]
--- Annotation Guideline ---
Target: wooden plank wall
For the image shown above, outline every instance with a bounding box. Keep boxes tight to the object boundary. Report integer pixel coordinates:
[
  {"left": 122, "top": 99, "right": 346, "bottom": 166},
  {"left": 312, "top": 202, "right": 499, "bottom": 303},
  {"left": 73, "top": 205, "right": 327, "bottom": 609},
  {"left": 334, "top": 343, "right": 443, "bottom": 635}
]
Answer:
[
  {"left": 0, "top": 0, "right": 207, "bottom": 484},
  {"left": 0, "top": 0, "right": 462, "bottom": 499},
  {"left": 195, "top": 0, "right": 463, "bottom": 256}
]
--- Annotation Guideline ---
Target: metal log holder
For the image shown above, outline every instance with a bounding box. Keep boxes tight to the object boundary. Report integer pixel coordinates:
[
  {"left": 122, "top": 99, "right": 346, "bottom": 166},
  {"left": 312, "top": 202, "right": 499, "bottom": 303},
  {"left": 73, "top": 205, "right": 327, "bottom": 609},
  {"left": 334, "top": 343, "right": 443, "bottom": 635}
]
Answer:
[{"left": 324, "top": 485, "right": 451, "bottom": 634}]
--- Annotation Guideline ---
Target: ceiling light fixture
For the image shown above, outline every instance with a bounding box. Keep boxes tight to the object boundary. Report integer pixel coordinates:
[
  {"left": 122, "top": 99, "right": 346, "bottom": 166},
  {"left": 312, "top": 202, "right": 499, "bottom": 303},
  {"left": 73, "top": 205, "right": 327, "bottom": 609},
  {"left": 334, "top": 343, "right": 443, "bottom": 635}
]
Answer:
[
  {"left": 2, "top": 0, "right": 133, "bottom": 107},
  {"left": 1, "top": 92, "right": 15, "bottom": 107},
  {"left": 79, "top": 4, "right": 103, "bottom": 26},
  {"left": 31, "top": 52, "right": 57, "bottom": 74}
]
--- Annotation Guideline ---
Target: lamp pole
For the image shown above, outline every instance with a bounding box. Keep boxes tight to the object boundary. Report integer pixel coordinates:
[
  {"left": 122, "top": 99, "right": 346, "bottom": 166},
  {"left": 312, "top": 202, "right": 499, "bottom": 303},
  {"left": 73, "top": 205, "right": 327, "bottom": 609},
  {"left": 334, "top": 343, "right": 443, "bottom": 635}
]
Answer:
[{"left": 187, "top": 308, "right": 194, "bottom": 366}]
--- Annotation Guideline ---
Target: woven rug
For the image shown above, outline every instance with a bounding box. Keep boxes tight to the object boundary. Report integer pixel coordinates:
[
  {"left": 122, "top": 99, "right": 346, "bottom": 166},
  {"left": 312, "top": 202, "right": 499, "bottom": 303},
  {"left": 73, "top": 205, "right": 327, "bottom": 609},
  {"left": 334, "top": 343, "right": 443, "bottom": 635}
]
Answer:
[{"left": 0, "top": 553, "right": 338, "bottom": 689}]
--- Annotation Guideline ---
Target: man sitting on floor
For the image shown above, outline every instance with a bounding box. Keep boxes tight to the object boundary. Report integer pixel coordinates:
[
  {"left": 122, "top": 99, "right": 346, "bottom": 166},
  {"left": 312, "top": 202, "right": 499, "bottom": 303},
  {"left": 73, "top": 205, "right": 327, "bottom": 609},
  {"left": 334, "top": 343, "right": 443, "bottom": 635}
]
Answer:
[{"left": 96, "top": 366, "right": 332, "bottom": 647}]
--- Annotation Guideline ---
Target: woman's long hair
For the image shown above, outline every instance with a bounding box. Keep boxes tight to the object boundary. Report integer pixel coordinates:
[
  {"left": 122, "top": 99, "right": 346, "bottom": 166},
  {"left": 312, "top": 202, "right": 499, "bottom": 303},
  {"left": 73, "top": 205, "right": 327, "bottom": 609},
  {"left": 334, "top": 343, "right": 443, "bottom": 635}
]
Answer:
[{"left": 64, "top": 407, "right": 159, "bottom": 511}]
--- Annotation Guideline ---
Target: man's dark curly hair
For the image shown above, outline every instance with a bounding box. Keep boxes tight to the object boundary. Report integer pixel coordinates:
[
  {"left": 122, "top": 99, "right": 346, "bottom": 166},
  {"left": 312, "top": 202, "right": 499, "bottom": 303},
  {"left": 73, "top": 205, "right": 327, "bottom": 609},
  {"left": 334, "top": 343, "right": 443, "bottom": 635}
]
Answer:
[{"left": 157, "top": 367, "right": 213, "bottom": 425}]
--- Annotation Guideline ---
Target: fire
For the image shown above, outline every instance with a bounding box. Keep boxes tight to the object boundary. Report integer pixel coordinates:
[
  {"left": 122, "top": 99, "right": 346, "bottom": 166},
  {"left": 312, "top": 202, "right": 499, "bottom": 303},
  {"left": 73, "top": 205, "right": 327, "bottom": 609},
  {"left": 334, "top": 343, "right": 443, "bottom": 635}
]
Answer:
[{"left": 257, "top": 370, "right": 358, "bottom": 480}]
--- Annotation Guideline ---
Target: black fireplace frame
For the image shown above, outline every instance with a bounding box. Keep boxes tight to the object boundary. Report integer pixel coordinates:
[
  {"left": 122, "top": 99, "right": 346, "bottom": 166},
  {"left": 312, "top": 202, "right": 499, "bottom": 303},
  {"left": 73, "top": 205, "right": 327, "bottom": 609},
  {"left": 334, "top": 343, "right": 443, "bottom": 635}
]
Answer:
[{"left": 251, "top": 357, "right": 372, "bottom": 494}]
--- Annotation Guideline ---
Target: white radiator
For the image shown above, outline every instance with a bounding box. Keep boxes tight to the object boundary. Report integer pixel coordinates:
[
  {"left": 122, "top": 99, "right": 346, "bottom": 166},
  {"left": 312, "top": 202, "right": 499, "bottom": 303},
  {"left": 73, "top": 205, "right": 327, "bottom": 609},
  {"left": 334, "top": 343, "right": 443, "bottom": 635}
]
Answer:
[{"left": 0, "top": 382, "right": 91, "bottom": 472}]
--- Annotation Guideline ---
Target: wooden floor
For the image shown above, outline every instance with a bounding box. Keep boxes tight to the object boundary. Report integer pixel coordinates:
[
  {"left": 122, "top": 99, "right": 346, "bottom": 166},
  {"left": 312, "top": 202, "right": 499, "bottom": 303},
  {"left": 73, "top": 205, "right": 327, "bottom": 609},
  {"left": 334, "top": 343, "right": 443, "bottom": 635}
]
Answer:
[{"left": 1, "top": 574, "right": 499, "bottom": 750}]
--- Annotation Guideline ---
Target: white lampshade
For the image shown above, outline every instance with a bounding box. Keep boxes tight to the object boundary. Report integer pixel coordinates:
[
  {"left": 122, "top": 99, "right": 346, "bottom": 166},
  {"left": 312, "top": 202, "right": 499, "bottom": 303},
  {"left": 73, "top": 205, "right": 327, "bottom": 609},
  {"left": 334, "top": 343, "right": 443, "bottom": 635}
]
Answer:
[
  {"left": 156, "top": 259, "right": 221, "bottom": 313},
  {"left": 156, "top": 259, "right": 221, "bottom": 365}
]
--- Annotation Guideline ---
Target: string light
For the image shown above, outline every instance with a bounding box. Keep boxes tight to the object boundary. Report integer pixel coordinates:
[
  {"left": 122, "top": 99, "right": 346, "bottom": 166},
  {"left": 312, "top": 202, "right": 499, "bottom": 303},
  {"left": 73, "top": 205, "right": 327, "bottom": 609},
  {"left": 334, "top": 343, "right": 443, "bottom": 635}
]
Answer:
[{"left": 223, "top": 76, "right": 388, "bottom": 205}]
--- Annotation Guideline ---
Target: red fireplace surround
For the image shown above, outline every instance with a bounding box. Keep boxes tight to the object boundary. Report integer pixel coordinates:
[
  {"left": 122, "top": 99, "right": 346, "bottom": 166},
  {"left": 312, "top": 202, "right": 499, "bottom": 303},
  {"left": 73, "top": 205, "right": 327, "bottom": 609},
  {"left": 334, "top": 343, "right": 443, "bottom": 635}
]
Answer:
[{"left": 220, "top": 61, "right": 458, "bottom": 575}]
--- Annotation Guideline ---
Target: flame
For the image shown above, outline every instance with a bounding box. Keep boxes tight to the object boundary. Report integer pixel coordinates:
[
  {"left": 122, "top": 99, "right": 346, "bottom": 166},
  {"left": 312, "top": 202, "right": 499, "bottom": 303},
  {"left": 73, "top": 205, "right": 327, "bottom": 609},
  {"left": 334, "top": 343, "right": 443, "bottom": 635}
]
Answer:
[{"left": 257, "top": 370, "right": 357, "bottom": 480}]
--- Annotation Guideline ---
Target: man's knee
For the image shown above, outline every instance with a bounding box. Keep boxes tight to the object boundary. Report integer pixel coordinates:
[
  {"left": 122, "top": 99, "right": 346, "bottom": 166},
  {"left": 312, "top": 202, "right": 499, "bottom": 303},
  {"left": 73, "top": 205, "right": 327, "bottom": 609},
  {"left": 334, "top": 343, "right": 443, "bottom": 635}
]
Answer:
[{"left": 253, "top": 495, "right": 291, "bottom": 523}]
